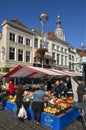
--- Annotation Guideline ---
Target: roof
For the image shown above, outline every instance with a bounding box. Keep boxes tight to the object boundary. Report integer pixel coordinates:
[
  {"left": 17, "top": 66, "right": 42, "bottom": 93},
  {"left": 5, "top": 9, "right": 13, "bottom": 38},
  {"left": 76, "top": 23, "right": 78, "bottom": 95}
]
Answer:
[
  {"left": 10, "top": 19, "right": 29, "bottom": 29},
  {"left": 77, "top": 51, "right": 86, "bottom": 57},
  {"left": 2, "top": 19, "right": 34, "bottom": 36}
]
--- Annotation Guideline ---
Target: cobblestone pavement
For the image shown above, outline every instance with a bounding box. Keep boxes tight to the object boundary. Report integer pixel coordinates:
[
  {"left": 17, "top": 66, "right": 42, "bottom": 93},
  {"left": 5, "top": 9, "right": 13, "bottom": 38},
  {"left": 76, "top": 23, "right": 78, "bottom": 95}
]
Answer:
[
  {"left": 65, "top": 117, "right": 86, "bottom": 130},
  {"left": 0, "top": 109, "right": 86, "bottom": 130},
  {"left": 0, "top": 110, "right": 51, "bottom": 130}
]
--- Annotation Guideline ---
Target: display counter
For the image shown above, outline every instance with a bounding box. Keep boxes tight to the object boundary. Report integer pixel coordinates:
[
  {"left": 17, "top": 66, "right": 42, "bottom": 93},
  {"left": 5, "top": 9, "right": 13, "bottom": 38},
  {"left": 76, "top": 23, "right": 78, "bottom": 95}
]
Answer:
[
  {"left": 29, "top": 107, "right": 80, "bottom": 130},
  {"left": 3, "top": 101, "right": 80, "bottom": 130},
  {"left": 3, "top": 100, "right": 17, "bottom": 113}
]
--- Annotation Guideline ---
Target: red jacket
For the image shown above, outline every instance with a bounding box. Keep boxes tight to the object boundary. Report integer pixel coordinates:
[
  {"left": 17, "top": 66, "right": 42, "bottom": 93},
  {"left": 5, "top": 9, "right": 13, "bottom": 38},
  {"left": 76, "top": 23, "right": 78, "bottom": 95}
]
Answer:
[{"left": 8, "top": 81, "right": 15, "bottom": 95}]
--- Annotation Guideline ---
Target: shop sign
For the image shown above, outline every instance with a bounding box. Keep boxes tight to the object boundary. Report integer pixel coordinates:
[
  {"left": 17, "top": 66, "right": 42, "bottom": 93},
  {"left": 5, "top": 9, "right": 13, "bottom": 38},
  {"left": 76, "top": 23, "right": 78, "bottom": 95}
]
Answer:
[{"left": 44, "top": 115, "right": 54, "bottom": 128}]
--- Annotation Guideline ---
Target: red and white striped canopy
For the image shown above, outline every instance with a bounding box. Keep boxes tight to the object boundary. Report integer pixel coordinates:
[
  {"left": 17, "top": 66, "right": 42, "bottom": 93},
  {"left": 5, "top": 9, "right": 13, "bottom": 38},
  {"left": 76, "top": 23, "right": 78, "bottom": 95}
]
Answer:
[
  {"left": 3, "top": 65, "right": 82, "bottom": 78},
  {"left": 49, "top": 69, "right": 82, "bottom": 77},
  {"left": 3, "top": 65, "right": 63, "bottom": 78}
]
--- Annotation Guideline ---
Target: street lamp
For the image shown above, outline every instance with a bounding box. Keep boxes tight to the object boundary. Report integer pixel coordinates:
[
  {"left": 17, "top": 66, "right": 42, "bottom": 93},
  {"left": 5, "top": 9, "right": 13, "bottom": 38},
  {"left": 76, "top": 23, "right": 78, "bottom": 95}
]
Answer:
[
  {"left": 39, "top": 13, "right": 48, "bottom": 45},
  {"left": 39, "top": 13, "right": 48, "bottom": 68}
]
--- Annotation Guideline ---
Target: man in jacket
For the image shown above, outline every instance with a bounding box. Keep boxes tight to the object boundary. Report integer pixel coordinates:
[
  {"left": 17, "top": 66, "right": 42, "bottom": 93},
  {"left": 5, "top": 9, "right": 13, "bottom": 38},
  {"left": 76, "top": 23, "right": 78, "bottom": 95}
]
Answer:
[{"left": 77, "top": 78, "right": 86, "bottom": 102}]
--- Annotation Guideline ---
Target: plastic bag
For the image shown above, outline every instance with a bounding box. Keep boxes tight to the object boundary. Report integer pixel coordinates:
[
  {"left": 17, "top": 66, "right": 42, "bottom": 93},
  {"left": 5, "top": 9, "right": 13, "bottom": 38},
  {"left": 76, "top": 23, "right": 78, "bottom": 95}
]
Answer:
[{"left": 18, "top": 105, "right": 28, "bottom": 119}]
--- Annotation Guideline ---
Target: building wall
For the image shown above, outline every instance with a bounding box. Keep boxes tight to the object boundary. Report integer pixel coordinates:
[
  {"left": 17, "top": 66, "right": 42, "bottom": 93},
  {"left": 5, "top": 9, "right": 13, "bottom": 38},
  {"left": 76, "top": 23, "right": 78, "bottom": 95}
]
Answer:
[{"left": 0, "top": 19, "right": 81, "bottom": 72}]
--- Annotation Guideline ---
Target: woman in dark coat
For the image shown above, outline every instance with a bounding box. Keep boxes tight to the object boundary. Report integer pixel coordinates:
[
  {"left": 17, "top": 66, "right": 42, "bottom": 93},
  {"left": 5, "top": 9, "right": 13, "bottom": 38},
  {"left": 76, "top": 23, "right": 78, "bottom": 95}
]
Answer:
[
  {"left": 15, "top": 85, "right": 23, "bottom": 115},
  {"left": 77, "top": 78, "right": 86, "bottom": 102}
]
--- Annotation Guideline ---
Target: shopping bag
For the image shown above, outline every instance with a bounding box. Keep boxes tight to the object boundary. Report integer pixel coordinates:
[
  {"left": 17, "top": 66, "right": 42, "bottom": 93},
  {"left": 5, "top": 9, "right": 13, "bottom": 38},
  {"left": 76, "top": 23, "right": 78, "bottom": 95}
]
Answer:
[{"left": 18, "top": 105, "right": 28, "bottom": 119}]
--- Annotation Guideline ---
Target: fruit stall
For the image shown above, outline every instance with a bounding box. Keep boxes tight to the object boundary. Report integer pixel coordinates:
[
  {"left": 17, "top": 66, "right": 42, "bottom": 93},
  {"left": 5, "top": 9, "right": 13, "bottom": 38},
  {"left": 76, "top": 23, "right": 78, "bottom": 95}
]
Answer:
[
  {"left": 2, "top": 90, "right": 80, "bottom": 130},
  {"left": 2, "top": 65, "right": 82, "bottom": 130}
]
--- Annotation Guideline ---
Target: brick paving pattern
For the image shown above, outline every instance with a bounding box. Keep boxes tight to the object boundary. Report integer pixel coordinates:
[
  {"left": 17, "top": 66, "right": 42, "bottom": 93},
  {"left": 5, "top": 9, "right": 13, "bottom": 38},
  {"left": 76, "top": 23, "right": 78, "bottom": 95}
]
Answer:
[
  {"left": 0, "top": 109, "right": 86, "bottom": 130},
  {"left": 0, "top": 110, "right": 51, "bottom": 130}
]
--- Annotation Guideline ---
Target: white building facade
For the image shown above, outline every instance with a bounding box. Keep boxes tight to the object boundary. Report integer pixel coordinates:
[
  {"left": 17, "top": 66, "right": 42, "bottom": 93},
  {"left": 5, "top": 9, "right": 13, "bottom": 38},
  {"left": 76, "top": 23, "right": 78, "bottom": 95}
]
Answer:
[{"left": 0, "top": 17, "right": 81, "bottom": 72}]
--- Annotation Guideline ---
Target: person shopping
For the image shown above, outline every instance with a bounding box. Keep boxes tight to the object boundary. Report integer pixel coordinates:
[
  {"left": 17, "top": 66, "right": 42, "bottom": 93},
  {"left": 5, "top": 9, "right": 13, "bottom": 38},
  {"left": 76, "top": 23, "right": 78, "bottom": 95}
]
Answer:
[
  {"left": 77, "top": 78, "right": 86, "bottom": 102},
  {"left": 8, "top": 80, "right": 15, "bottom": 96},
  {"left": 15, "top": 85, "right": 24, "bottom": 120},
  {"left": 32, "top": 86, "right": 48, "bottom": 125}
]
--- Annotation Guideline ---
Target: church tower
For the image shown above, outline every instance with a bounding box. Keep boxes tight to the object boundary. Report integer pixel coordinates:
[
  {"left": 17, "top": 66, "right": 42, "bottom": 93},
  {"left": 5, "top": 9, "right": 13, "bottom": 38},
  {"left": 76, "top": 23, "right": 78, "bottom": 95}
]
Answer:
[{"left": 55, "top": 15, "right": 65, "bottom": 41}]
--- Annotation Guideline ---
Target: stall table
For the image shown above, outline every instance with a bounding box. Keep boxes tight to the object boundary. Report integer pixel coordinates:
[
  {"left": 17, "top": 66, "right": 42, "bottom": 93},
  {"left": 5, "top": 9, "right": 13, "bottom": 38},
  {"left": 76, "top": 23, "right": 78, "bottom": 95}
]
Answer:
[
  {"left": 3, "top": 101, "right": 17, "bottom": 113},
  {"left": 3, "top": 101, "right": 80, "bottom": 130}
]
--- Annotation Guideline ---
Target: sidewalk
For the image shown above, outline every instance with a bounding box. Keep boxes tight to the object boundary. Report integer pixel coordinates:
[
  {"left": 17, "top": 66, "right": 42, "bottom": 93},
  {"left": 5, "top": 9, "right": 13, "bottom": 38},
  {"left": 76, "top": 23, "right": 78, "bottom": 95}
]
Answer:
[
  {"left": 0, "top": 109, "right": 85, "bottom": 130},
  {"left": 0, "top": 109, "right": 51, "bottom": 130}
]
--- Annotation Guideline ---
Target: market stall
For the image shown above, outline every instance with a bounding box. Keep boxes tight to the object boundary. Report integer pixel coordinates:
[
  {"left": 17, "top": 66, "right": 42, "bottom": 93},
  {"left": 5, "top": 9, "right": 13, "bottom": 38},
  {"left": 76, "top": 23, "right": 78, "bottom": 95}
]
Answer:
[
  {"left": 3, "top": 100, "right": 80, "bottom": 130},
  {"left": 2, "top": 89, "right": 81, "bottom": 130},
  {"left": 2, "top": 66, "right": 82, "bottom": 130}
]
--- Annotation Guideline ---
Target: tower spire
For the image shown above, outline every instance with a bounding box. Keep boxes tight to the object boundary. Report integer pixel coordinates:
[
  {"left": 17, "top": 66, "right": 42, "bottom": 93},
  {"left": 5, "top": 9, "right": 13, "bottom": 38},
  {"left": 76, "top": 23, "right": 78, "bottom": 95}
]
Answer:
[
  {"left": 55, "top": 15, "right": 65, "bottom": 41},
  {"left": 56, "top": 15, "right": 62, "bottom": 28}
]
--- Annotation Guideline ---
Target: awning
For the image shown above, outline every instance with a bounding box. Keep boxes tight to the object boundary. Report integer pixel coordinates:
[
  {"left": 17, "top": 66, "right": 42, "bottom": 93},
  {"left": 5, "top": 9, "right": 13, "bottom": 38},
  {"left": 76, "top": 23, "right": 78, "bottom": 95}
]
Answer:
[
  {"left": 49, "top": 69, "right": 82, "bottom": 77},
  {"left": 0, "top": 72, "right": 7, "bottom": 77},
  {"left": 3, "top": 65, "right": 63, "bottom": 78},
  {"left": 63, "top": 70, "right": 82, "bottom": 77}
]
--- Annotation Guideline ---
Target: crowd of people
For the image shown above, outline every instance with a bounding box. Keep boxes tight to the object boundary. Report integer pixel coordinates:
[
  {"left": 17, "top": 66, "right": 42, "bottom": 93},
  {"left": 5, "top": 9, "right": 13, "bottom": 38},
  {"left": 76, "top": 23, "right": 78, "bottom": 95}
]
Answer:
[{"left": 0, "top": 76, "right": 86, "bottom": 125}]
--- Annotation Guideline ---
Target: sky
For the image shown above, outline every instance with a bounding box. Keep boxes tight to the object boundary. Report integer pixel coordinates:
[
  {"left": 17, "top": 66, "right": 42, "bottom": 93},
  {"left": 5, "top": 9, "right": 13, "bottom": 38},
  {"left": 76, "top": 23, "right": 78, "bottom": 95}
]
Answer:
[{"left": 0, "top": 0, "right": 86, "bottom": 49}]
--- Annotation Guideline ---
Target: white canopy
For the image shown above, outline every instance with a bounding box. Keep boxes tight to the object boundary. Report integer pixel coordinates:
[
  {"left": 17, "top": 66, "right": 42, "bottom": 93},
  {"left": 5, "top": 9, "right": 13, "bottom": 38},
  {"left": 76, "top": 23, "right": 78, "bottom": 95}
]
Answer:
[
  {"left": 49, "top": 69, "right": 82, "bottom": 77},
  {"left": 3, "top": 65, "right": 63, "bottom": 78}
]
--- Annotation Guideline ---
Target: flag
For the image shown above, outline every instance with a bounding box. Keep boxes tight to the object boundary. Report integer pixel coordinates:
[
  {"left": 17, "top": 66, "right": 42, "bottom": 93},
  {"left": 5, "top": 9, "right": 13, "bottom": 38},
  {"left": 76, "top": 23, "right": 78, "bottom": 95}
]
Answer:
[{"left": 42, "top": 33, "right": 49, "bottom": 48}]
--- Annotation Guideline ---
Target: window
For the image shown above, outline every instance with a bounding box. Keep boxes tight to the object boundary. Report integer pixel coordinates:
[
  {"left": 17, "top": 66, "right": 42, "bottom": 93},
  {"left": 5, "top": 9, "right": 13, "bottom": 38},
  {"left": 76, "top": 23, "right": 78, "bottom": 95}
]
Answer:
[
  {"left": 52, "top": 52, "right": 55, "bottom": 60},
  {"left": 61, "top": 55, "right": 63, "bottom": 65},
  {"left": 18, "top": 49, "right": 23, "bottom": 61},
  {"left": 18, "top": 36, "right": 23, "bottom": 44},
  {"left": 9, "top": 32, "right": 15, "bottom": 42},
  {"left": 65, "top": 49, "right": 67, "bottom": 53},
  {"left": 72, "top": 56, "right": 74, "bottom": 61},
  {"left": 57, "top": 45, "right": 60, "bottom": 51},
  {"left": 26, "top": 51, "right": 30, "bottom": 62},
  {"left": 69, "top": 55, "right": 71, "bottom": 60},
  {"left": 61, "top": 47, "right": 63, "bottom": 52},
  {"left": 69, "top": 62, "right": 71, "bottom": 70},
  {"left": 34, "top": 38, "right": 38, "bottom": 48},
  {"left": 52, "top": 44, "right": 55, "bottom": 50},
  {"left": 9, "top": 47, "right": 15, "bottom": 60},
  {"left": 65, "top": 56, "right": 67, "bottom": 66},
  {"left": 57, "top": 54, "right": 59, "bottom": 65},
  {"left": 40, "top": 40, "right": 42, "bottom": 48},
  {"left": 26, "top": 38, "right": 30, "bottom": 46}
]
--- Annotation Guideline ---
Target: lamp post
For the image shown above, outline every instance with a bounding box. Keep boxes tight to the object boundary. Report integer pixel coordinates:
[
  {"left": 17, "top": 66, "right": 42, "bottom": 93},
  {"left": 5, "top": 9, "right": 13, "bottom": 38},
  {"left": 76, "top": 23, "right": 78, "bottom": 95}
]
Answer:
[{"left": 39, "top": 13, "right": 48, "bottom": 68}]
